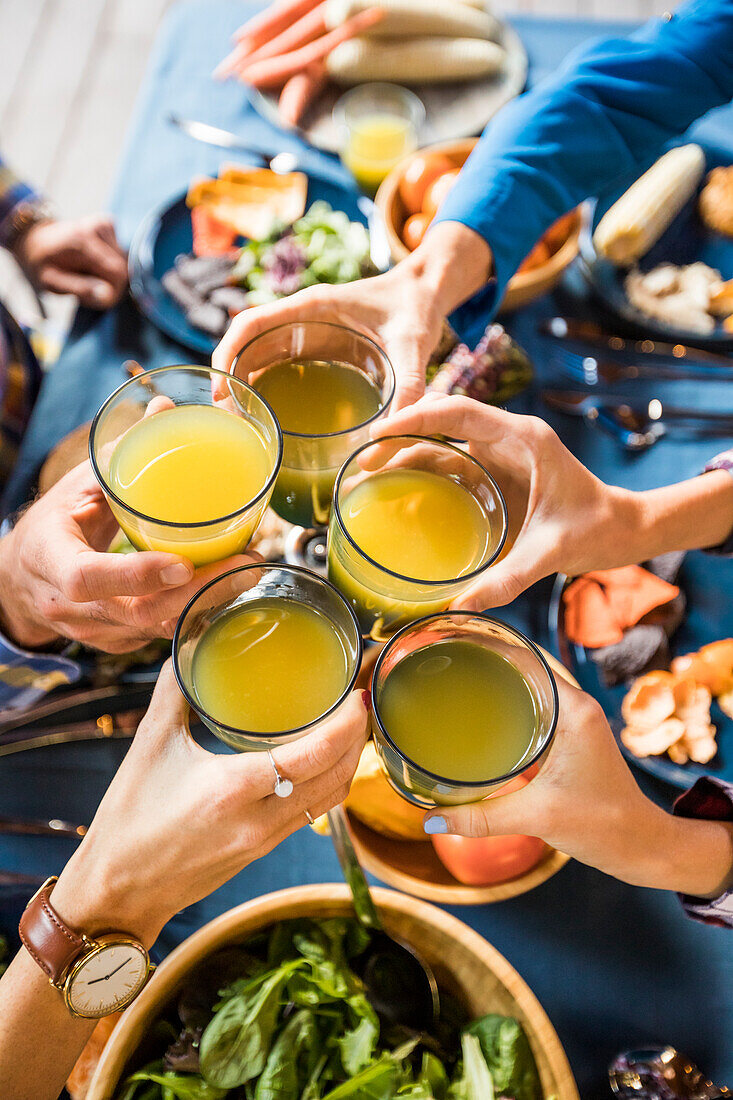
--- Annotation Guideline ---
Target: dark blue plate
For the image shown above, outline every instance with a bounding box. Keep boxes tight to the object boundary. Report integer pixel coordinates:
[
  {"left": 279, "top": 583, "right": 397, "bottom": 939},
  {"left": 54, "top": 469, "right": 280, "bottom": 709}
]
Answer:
[
  {"left": 549, "top": 553, "right": 733, "bottom": 789},
  {"left": 128, "top": 175, "right": 387, "bottom": 355},
  {"left": 579, "top": 151, "right": 733, "bottom": 347}
]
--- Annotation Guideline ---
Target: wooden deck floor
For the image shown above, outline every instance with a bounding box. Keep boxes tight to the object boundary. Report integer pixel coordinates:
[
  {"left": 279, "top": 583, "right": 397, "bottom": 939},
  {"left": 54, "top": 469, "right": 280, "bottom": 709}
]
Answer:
[{"left": 0, "top": 0, "right": 657, "bottom": 330}]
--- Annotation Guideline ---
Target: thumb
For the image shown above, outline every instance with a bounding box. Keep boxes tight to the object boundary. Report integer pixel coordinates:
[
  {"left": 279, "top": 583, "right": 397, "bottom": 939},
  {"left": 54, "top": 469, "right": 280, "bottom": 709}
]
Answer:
[
  {"left": 451, "top": 547, "right": 542, "bottom": 612},
  {"left": 145, "top": 659, "right": 191, "bottom": 727},
  {"left": 424, "top": 784, "right": 536, "bottom": 839}
]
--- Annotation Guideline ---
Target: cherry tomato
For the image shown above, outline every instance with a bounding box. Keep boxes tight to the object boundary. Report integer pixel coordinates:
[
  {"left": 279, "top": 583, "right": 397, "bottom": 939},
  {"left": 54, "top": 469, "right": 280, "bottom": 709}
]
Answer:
[
  {"left": 430, "top": 773, "right": 546, "bottom": 886},
  {"left": 402, "top": 212, "right": 431, "bottom": 251},
  {"left": 422, "top": 169, "right": 461, "bottom": 220},
  {"left": 398, "top": 152, "right": 456, "bottom": 215}
]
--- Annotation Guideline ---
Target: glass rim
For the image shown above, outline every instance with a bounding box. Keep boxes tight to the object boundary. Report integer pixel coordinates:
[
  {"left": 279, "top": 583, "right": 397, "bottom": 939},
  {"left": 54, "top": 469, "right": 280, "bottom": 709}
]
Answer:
[
  {"left": 371, "top": 610, "right": 560, "bottom": 789},
  {"left": 333, "top": 82, "right": 426, "bottom": 129},
  {"left": 88, "top": 364, "right": 284, "bottom": 530},
  {"left": 172, "top": 562, "right": 364, "bottom": 740},
  {"left": 234, "top": 320, "right": 396, "bottom": 441},
  {"left": 331, "top": 434, "right": 508, "bottom": 587}
]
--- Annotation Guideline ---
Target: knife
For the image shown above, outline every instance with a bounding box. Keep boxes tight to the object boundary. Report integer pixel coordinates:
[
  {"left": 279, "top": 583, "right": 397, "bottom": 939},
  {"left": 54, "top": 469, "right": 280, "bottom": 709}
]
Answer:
[
  {"left": 167, "top": 113, "right": 300, "bottom": 173},
  {"left": 0, "top": 815, "right": 86, "bottom": 839},
  {"left": 543, "top": 388, "right": 733, "bottom": 427},
  {"left": 540, "top": 317, "right": 733, "bottom": 367},
  {"left": 553, "top": 351, "right": 733, "bottom": 384}
]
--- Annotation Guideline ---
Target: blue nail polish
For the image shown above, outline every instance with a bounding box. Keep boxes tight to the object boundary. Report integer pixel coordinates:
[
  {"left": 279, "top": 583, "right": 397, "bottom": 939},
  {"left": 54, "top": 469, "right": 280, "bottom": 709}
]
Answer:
[{"left": 424, "top": 816, "right": 448, "bottom": 835}]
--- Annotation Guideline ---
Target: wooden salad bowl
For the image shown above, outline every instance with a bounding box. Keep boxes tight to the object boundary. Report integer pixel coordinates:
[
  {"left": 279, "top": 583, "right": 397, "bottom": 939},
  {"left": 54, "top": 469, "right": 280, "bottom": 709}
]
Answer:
[
  {"left": 376, "top": 137, "right": 581, "bottom": 312},
  {"left": 351, "top": 645, "right": 573, "bottom": 905},
  {"left": 88, "top": 885, "right": 579, "bottom": 1100}
]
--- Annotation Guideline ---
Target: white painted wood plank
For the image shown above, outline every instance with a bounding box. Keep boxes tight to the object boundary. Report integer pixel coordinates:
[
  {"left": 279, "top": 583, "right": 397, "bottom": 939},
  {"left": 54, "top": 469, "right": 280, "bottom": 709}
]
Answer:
[
  {"left": 1, "top": 0, "right": 111, "bottom": 194},
  {"left": 0, "top": 0, "right": 48, "bottom": 123}
]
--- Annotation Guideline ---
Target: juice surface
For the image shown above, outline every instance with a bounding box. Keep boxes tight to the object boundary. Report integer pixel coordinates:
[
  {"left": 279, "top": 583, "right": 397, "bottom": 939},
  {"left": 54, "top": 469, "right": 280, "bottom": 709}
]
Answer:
[
  {"left": 343, "top": 115, "right": 415, "bottom": 192},
  {"left": 378, "top": 640, "right": 537, "bottom": 782},
  {"left": 192, "top": 598, "right": 348, "bottom": 733},
  {"left": 108, "top": 404, "right": 271, "bottom": 524},
  {"left": 340, "top": 468, "right": 489, "bottom": 581},
  {"left": 255, "top": 359, "right": 382, "bottom": 436}
]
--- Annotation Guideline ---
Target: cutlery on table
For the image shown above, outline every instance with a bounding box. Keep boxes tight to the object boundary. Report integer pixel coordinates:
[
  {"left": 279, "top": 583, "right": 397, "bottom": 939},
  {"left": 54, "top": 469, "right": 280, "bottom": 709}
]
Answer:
[
  {"left": 540, "top": 317, "right": 733, "bottom": 368},
  {"left": 0, "top": 871, "right": 46, "bottom": 887},
  {"left": 609, "top": 1045, "right": 731, "bottom": 1100},
  {"left": 0, "top": 815, "right": 86, "bottom": 839},
  {"left": 327, "top": 804, "right": 439, "bottom": 1030},
  {"left": 543, "top": 389, "right": 733, "bottom": 451},
  {"left": 167, "top": 113, "right": 301, "bottom": 173},
  {"left": 553, "top": 347, "right": 733, "bottom": 384}
]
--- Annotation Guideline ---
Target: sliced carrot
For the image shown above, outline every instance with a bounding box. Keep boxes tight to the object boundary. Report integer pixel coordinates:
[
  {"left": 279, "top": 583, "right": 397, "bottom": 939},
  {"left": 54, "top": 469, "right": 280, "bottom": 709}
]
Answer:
[
  {"left": 278, "top": 62, "right": 327, "bottom": 127},
  {"left": 231, "top": 0, "right": 321, "bottom": 48},
  {"left": 242, "top": 7, "right": 385, "bottom": 89},
  {"left": 243, "top": 2, "right": 329, "bottom": 69},
  {"left": 191, "top": 205, "right": 238, "bottom": 257}
]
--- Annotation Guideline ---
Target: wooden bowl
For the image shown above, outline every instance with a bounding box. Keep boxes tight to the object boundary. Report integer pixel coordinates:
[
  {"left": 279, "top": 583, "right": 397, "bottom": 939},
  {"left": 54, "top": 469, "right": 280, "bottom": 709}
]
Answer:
[
  {"left": 88, "top": 885, "right": 579, "bottom": 1100},
  {"left": 375, "top": 138, "right": 581, "bottom": 313},
  {"left": 352, "top": 645, "right": 574, "bottom": 904}
]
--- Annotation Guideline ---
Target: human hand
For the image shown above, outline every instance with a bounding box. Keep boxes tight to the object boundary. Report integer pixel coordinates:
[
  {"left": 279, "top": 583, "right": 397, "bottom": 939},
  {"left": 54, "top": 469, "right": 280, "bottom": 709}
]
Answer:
[
  {"left": 51, "top": 661, "right": 369, "bottom": 946},
  {"left": 212, "top": 222, "right": 493, "bottom": 412},
  {"left": 13, "top": 215, "right": 127, "bottom": 309},
  {"left": 0, "top": 460, "right": 258, "bottom": 652},
  {"left": 373, "top": 394, "right": 634, "bottom": 609},
  {"left": 424, "top": 676, "right": 733, "bottom": 898}
]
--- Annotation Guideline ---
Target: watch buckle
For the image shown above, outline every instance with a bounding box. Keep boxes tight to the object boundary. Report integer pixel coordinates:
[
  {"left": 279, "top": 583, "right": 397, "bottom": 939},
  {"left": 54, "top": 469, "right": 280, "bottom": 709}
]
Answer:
[{"left": 24, "top": 875, "right": 58, "bottom": 910}]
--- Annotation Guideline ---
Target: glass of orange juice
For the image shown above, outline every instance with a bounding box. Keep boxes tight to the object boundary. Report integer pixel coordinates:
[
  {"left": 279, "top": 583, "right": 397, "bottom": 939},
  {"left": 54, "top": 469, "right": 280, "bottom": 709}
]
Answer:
[
  {"left": 334, "top": 83, "right": 425, "bottom": 195},
  {"left": 89, "top": 364, "right": 282, "bottom": 566}
]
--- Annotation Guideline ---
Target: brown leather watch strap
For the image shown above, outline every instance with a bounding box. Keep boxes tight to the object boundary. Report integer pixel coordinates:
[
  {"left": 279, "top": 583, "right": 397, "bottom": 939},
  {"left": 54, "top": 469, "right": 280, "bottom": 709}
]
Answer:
[{"left": 19, "top": 877, "right": 87, "bottom": 986}]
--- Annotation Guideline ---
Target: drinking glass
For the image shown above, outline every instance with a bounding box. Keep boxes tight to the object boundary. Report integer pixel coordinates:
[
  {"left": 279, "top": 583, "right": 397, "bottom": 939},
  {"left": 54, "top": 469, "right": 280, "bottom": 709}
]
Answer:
[
  {"left": 328, "top": 435, "right": 507, "bottom": 640},
  {"left": 173, "top": 563, "right": 363, "bottom": 752},
  {"left": 371, "top": 612, "right": 559, "bottom": 808},
  {"left": 89, "top": 364, "right": 282, "bottom": 567},
  {"left": 334, "top": 83, "right": 425, "bottom": 195},
  {"left": 234, "top": 321, "right": 395, "bottom": 536}
]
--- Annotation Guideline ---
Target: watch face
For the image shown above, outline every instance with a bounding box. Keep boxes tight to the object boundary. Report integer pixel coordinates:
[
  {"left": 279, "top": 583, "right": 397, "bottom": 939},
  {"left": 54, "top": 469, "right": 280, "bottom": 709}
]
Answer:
[{"left": 66, "top": 941, "right": 149, "bottom": 1018}]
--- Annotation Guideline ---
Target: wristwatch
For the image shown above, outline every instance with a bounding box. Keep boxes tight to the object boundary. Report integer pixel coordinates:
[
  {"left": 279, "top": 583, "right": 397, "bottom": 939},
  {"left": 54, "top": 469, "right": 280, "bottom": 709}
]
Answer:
[{"left": 19, "top": 877, "right": 153, "bottom": 1018}]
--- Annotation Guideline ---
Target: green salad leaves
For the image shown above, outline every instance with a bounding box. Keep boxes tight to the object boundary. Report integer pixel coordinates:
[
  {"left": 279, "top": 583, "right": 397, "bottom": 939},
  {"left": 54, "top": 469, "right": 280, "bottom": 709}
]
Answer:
[{"left": 116, "top": 918, "right": 542, "bottom": 1100}]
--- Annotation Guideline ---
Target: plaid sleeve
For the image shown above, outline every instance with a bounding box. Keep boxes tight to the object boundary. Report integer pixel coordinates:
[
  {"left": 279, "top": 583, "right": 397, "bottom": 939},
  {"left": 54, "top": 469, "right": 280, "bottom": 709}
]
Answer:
[
  {"left": 674, "top": 777, "right": 733, "bottom": 927},
  {"left": 0, "top": 155, "right": 42, "bottom": 249},
  {"left": 703, "top": 451, "right": 733, "bottom": 556}
]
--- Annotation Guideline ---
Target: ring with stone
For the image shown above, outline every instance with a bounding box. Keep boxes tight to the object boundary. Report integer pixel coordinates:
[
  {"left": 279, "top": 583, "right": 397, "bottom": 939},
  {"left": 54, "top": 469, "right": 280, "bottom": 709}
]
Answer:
[{"left": 268, "top": 751, "right": 294, "bottom": 798}]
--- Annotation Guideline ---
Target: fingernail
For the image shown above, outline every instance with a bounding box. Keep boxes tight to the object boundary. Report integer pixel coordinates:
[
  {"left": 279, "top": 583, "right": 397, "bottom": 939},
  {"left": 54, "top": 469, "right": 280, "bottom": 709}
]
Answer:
[
  {"left": 160, "top": 563, "right": 191, "bottom": 586},
  {"left": 423, "top": 815, "right": 448, "bottom": 835},
  {"left": 91, "top": 280, "right": 110, "bottom": 304},
  {"left": 361, "top": 689, "right": 371, "bottom": 712}
]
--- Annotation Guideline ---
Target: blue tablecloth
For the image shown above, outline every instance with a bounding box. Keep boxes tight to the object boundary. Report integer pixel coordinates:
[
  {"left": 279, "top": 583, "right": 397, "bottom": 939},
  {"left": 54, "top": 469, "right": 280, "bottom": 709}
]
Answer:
[{"left": 2, "top": 4, "right": 733, "bottom": 1096}]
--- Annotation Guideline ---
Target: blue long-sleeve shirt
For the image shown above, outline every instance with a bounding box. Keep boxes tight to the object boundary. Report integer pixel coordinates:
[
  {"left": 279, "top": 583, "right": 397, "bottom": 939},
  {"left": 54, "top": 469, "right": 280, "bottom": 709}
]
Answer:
[{"left": 435, "top": 0, "right": 733, "bottom": 320}]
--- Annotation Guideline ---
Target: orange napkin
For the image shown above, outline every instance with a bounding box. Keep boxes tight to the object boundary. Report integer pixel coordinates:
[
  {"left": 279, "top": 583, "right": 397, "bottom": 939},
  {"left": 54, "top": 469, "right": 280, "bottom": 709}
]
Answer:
[{"left": 563, "top": 565, "right": 679, "bottom": 649}]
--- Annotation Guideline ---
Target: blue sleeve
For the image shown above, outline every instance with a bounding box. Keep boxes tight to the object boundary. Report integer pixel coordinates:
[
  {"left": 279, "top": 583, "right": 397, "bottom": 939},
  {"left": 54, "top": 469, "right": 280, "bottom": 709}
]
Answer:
[{"left": 434, "top": 0, "right": 733, "bottom": 322}]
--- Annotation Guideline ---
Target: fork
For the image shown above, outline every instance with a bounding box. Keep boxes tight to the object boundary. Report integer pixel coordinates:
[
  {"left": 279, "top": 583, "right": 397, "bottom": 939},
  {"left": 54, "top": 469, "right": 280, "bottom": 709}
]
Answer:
[{"left": 553, "top": 347, "right": 733, "bottom": 385}]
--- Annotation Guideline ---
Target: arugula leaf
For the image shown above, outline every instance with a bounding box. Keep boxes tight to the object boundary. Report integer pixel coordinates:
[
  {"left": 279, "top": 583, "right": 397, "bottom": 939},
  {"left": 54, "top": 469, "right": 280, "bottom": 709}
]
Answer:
[
  {"left": 339, "top": 1015, "right": 380, "bottom": 1076},
  {"left": 320, "top": 1055, "right": 401, "bottom": 1100},
  {"left": 464, "top": 1016, "right": 541, "bottom": 1100},
  {"left": 123, "top": 1065, "right": 226, "bottom": 1099},
  {"left": 253, "top": 1008, "right": 319, "bottom": 1100},
  {"left": 199, "top": 959, "right": 302, "bottom": 1089}
]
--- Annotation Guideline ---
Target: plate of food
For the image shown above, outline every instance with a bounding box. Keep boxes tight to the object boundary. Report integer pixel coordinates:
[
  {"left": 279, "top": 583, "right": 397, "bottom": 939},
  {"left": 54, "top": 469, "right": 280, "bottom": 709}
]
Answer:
[
  {"left": 128, "top": 164, "right": 386, "bottom": 354},
  {"left": 550, "top": 551, "right": 733, "bottom": 789},
  {"left": 220, "top": 0, "right": 528, "bottom": 152},
  {"left": 579, "top": 144, "right": 733, "bottom": 345},
  {"left": 82, "top": 885, "right": 578, "bottom": 1100}
]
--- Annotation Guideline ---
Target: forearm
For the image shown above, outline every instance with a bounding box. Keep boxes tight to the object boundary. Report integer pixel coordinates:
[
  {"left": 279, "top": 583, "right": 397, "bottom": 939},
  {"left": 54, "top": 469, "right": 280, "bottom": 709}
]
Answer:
[
  {"left": 0, "top": 948, "right": 96, "bottom": 1100},
  {"left": 626, "top": 470, "right": 733, "bottom": 561},
  {"left": 435, "top": 0, "right": 733, "bottom": 306},
  {"left": 398, "top": 221, "right": 493, "bottom": 319}
]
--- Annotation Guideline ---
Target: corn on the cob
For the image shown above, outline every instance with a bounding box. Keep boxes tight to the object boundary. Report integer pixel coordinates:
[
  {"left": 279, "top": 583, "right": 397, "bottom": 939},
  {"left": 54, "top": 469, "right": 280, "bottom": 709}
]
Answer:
[
  {"left": 326, "top": 35, "right": 505, "bottom": 84},
  {"left": 325, "top": 0, "right": 501, "bottom": 41},
  {"left": 593, "top": 144, "right": 706, "bottom": 266}
]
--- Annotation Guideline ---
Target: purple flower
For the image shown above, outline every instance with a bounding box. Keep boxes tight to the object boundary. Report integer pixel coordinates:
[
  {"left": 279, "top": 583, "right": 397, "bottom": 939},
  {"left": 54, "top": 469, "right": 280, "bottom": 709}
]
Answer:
[{"left": 264, "top": 237, "right": 307, "bottom": 295}]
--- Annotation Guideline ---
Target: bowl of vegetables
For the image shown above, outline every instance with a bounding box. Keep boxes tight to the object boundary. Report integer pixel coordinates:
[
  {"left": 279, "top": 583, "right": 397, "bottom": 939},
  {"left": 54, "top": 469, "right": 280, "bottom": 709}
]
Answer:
[
  {"left": 88, "top": 885, "right": 578, "bottom": 1099},
  {"left": 376, "top": 139, "right": 582, "bottom": 311}
]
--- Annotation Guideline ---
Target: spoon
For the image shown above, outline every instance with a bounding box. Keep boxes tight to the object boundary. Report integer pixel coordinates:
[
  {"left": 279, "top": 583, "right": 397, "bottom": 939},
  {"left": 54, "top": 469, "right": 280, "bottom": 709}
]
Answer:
[
  {"left": 609, "top": 1045, "right": 731, "bottom": 1100},
  {"left": 327, "top": 804, "right": 439, "bottom": 1031}
]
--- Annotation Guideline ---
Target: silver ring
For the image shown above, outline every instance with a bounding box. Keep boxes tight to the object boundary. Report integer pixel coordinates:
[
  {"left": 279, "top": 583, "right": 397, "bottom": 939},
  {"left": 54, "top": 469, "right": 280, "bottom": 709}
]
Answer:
[
  {"left": 304, "top": 809, "right": 315, "bottom": 826},
  {"left": 268, "top": 751, "right": 294, "bottom": 799}
]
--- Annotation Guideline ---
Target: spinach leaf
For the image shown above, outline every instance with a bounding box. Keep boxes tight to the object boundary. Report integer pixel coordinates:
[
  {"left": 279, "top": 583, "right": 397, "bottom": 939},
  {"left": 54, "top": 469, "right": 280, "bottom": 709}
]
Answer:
[
  {"left": 320, "top": 1055, "right": 401, "bottom": 1099},
  {"left": 461, "top": 1034, "right": 495, "bottom": 1100},
  {"left": 253, "top": 1008, "right": 319, "bottom": 1100},
  {"left": 417, "top": 1053, "right": 449, "bottom": 1099},
  {"left": 465, "top": 1015, "right": 541, "bottom": 1100},
  {"left": 199, "top": 959, "right": 303, "bottom": 1089}
]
